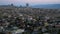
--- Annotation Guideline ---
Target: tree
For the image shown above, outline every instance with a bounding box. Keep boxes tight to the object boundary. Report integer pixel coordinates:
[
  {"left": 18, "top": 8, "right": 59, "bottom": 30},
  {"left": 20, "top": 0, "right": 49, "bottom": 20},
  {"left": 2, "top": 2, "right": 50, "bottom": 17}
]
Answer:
[
  {"left": 20, "top": 5, "right": 22, "bottom": 8},
  {"left": 26, "top": 3, "right": 29, "bottom": 7},
  {"left": 11, "top": 3, "right": 14, "bottom": 6}
]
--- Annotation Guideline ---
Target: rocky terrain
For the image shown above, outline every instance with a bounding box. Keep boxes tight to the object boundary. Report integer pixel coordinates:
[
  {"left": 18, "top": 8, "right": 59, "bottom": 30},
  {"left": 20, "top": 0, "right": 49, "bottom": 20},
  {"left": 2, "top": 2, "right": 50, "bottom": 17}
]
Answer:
[
  {"left": 0, "top": 7, "right": 60, "bottom": 34},
  {"left": 0, "top": 7, "right": 60, "bottom": 18}
]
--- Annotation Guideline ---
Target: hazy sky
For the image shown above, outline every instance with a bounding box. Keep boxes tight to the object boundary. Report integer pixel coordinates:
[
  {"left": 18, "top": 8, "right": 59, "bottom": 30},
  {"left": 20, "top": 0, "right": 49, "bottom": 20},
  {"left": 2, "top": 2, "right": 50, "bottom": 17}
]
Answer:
[{"left": 0, "top": 0, "right": 60, "bottom": 6}]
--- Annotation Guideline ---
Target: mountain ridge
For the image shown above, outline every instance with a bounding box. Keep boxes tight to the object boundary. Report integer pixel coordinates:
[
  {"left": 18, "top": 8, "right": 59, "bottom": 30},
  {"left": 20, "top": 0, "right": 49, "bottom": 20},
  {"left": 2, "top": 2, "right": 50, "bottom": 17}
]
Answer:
[{"left": 32, "top": 4, "right": 60, "bottom": 9}]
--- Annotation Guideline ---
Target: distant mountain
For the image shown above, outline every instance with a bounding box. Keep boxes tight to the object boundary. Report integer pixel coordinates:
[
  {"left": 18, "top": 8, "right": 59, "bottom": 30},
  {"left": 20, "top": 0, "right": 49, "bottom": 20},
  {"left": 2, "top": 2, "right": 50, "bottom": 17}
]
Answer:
[
  {"left": 32, "top": 4, "right": 60, "bottom": 9},
  {"left": 0, "top": 5, "right": 17, "bottom": 8}
]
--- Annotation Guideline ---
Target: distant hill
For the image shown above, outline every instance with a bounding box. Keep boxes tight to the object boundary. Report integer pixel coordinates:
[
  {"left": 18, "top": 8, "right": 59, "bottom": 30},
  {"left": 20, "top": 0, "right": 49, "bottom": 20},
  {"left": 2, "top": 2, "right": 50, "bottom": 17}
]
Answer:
[
  {"left": 32, "top": 4, "right": 60, "bottom": 9},
  {"left": 0, "top": 5, "right": 17, "bottom": 8}
]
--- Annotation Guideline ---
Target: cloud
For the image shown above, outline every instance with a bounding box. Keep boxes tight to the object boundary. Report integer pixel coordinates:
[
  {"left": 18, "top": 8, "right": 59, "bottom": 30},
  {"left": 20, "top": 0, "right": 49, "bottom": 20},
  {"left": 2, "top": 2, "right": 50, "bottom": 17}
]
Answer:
[
  {"left": 26, "top": 0, "right": 60, "bottom": 4},
  {"left": 0, "top": 0, "right": 60, "bottom": 5}
]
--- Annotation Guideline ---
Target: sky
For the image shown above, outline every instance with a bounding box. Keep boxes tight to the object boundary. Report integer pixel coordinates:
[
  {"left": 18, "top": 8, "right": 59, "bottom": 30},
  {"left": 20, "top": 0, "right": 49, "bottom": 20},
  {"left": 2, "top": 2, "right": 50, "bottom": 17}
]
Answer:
[{"left": 0, "top": 0, "right": 60, "bottom": 6}]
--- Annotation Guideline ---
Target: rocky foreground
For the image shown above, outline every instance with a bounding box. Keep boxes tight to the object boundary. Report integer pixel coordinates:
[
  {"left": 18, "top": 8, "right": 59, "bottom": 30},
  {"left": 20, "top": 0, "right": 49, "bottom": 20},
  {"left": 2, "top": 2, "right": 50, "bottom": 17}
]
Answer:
[{"left": 0, "top": 7, "right": 60, "bottom": 34}]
